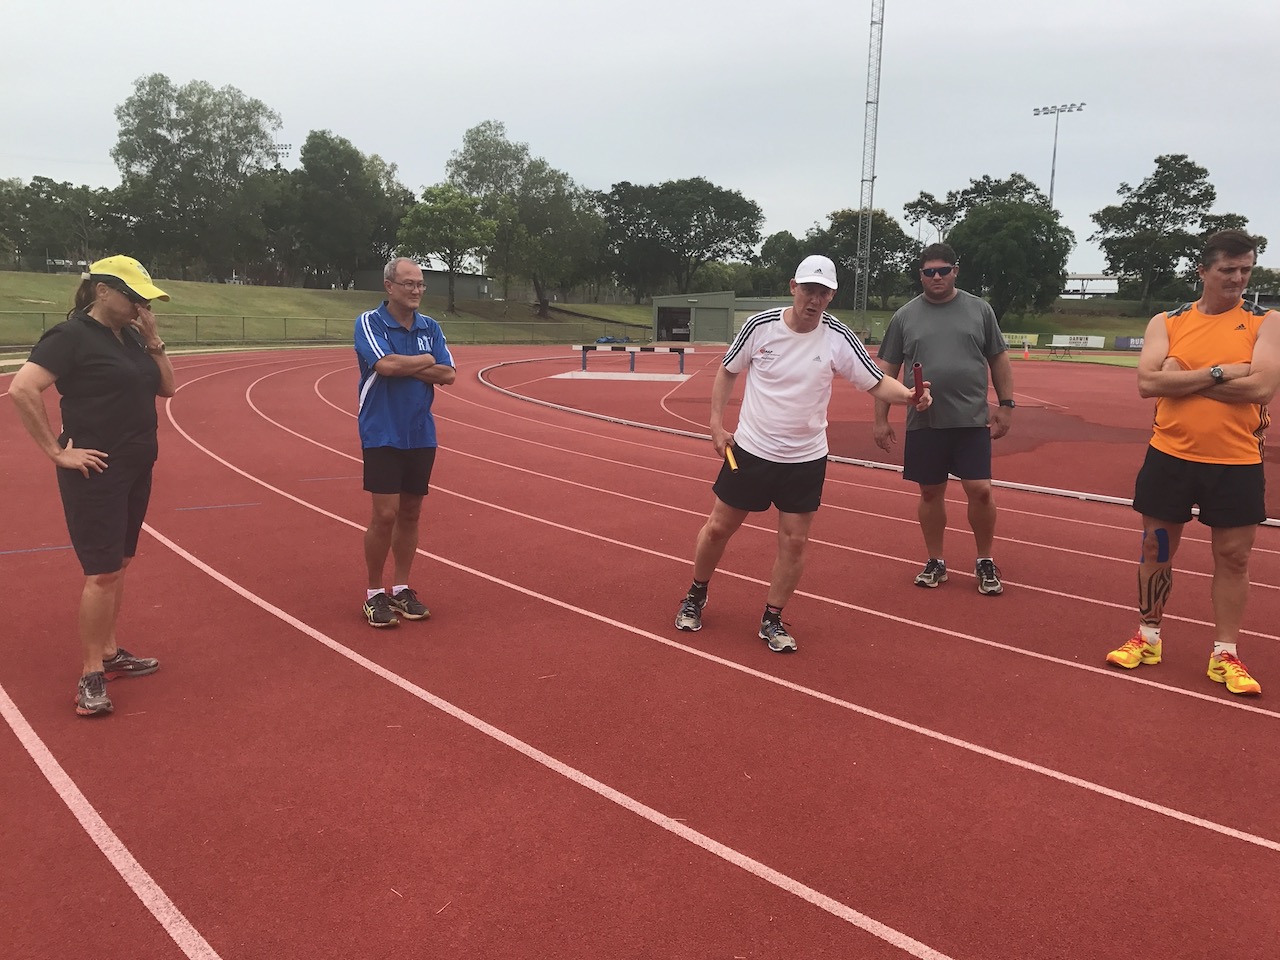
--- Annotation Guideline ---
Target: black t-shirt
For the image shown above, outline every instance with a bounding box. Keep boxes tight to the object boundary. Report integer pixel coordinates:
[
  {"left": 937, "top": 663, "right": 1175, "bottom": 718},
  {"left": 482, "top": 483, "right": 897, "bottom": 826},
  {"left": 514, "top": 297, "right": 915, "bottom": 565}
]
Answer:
[{"left": 27, "top": 311, "right": 162, "bottom": 459}]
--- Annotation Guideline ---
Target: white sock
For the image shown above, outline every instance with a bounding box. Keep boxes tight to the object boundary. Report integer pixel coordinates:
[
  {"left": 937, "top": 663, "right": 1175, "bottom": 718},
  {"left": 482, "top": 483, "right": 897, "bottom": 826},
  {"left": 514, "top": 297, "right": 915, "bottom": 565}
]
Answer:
[
  {"left": 1212, "top": 641, "right": 1237, "bottom": 658},
  {"left": 1139, "top": 624, "right": 1161, "bottom": 645},
  {"left": 367, "top": 588, "right": 386, "bottom": 601},
  {"left": 392, "top": 584, "right": 409, "bottom": 595}
]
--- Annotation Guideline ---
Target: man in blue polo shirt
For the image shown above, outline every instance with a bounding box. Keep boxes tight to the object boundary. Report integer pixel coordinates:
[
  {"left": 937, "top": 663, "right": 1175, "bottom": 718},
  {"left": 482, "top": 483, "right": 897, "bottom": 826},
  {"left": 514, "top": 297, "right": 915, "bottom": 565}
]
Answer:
[{"left": 354, "top": 257, "right": 456, "bottom": 628}]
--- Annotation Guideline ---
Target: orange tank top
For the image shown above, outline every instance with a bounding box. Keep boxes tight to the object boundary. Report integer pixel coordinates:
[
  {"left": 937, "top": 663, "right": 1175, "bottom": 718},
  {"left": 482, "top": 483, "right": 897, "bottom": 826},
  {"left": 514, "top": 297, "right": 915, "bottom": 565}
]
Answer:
[{"left": 1149, "top": 300, "right": 1272, "bottom": 464}]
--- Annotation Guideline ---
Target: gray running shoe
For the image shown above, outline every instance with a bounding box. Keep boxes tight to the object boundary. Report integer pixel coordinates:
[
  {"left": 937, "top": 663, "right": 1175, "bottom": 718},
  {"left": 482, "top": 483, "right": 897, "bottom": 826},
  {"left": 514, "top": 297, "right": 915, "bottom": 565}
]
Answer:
[
  {"left": 759, "top": 617, "right": 797, "bottom": 653},
  {"left": 675, "top": 594, "right": 707, "bottom": 632},
  {"left": 75, "top": 672, "right": 113, "bottom": 717},
  {"left": 914, "top": 558, "right": 948, "bottom": 588},
  {"left": 390, "top": 587, "right": 431, "bottom": 620},
  {"left": 102, "top": 647, "right": 159, "bottom": 680},
  {"left": 976, "top": 559, "right": 1004, "bottom": 596}
]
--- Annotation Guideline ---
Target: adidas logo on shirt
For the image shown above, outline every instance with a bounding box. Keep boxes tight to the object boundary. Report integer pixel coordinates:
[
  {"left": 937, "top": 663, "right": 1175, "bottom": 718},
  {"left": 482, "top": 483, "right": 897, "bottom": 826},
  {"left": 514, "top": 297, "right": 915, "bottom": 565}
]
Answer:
[{"left": 1235, "top": 323, "right": 1247, "bottom": 330}]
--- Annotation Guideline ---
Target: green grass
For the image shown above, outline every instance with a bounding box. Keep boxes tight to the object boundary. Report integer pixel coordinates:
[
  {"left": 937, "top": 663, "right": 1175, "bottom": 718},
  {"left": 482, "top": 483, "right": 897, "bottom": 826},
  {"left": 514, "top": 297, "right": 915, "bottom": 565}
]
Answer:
[
  {"left": 0, "top": 270, "right": 1152, "bottom": 354},
  {"left": 0, "top": 271, "right": 652, "bottom": 349}
]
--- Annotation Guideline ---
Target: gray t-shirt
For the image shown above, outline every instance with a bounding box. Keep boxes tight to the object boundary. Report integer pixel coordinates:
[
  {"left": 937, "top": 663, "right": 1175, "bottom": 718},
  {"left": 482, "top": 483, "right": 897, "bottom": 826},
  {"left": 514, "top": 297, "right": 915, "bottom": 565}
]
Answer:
[{"left": 878, "top": 290, "right": 1006, "bottom": 430}]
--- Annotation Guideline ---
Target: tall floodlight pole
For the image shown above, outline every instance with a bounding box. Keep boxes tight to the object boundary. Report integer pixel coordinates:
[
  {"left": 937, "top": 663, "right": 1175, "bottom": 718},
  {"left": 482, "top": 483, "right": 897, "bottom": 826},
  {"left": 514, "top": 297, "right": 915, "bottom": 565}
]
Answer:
[
  {"left": 854, "top": 0, "right": 885, "bottom": 332},
  {"left": 1031, "top": 103, "right": 1084, "bottom": 207}
]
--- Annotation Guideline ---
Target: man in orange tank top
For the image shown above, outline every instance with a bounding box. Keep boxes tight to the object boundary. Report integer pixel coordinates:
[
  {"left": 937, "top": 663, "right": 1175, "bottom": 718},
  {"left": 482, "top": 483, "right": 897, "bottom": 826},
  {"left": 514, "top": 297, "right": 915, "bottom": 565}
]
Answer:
[{"left": 1105, "top": 229, "right": 1280, "bottom": 695}]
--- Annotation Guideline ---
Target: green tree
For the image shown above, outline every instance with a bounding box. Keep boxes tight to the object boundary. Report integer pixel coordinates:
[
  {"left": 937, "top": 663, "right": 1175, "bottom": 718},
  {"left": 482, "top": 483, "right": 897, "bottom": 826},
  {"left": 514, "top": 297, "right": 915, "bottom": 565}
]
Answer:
[
  {"left": 903, "top": 191, "right": 956, "bottom": 243},
  {"left": 111, "top": 73, "right": 283, "bottom": 279},
  {"left": 905, "top": 174, "right": 1048, "bottom": 243},
  {"left": 446, "top": 120, "right": 532, "bottom": 301},
  {"left": 601, "top": 181, "right": 677, "bottom": 303},
  {"left": 1088, "top": 154, "right": 1251, "bottom": 311},
  {"left": 750, "top": 230, "right": 802, "bottom": 295},
  {"left": 1250, "top": 265, "right": 1280, "bottom": 294},
  {"left": 947, "top": 200, "right": 1075, "bottom": 322},
  {"left": 365, "top": 154, "right": 415, "bottom": 268},
  {"left": 651, "top": 177, "right": 762, "bottom": 293},
  {"left": 516, "top": 159, "right": 599, "bottom": 314},
  {"left": 446, "top": 121, "right": 601, "bottom": 316},
  {"left": 21, "top": 177, "right": 110, "bottom": 267},
  {"left": 398, "top": 184, "right": 496, "bottom": 314},
  {"left": 0, "top": 177, "right": 24, "bottom": 265},
  {"left": 293, "top": 130, "right": 382, "bottom": 288},
  {"left": 807, "top": 208, "right": 914, "bottom": 310}
]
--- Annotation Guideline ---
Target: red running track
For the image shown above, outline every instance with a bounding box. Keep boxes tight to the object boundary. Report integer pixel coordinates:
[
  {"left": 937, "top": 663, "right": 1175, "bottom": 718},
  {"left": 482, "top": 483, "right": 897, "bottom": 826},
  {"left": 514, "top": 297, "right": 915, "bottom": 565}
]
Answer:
[{"left": 2, "top": 345, "right": 1278, "bottom": 960}]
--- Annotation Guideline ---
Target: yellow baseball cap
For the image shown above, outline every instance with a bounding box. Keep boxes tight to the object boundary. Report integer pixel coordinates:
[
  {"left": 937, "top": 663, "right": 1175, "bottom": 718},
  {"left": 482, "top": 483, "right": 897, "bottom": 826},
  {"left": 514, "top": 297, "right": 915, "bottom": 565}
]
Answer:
[{"left": 88, "top": 255, "right": 170, "bottom": 302}]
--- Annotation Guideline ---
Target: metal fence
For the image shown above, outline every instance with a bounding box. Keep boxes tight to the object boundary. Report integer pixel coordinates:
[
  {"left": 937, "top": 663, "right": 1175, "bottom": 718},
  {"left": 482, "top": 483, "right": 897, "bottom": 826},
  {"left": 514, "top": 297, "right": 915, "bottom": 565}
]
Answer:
[{"left": 0, "top": 313, "right": 651, "bottom": 351}]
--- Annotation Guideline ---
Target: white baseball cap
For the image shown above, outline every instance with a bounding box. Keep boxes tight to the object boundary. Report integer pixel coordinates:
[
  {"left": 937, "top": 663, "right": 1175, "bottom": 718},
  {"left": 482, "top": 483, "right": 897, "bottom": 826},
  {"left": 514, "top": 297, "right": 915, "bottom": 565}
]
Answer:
[{"left": 794, "top": 254, "right": 838, "bottom": 289}]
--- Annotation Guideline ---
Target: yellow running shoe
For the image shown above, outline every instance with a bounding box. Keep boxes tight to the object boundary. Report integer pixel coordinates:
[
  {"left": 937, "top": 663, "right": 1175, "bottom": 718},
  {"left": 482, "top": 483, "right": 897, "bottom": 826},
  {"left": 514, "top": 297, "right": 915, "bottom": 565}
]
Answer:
[
  {"left": 1105, "top": 631, "right": 1162, "bottom": 669},
  {"left": 1208, "top": 652, "right": 1261, "bottom": 695}
]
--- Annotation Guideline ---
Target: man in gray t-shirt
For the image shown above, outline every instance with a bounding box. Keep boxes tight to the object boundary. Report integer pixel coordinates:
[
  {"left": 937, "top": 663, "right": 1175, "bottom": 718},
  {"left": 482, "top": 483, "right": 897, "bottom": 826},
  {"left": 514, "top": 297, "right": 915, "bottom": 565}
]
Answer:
[{"left": 873, "top": 242, "right": 1015, "bottom": 596}]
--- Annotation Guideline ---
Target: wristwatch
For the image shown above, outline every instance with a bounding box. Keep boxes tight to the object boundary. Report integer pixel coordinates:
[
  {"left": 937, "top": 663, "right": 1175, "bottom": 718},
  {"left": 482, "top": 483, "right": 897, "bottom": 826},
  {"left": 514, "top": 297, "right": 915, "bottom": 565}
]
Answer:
[
  {"left": 998, "top": 399, "right": 1016, "bottom": 408},
  {"left": 1210, "top": 365, "right": 1225, "bottom": 384},
  {"left": 145, "top": 340, "right": 166, "bottom": 355}
]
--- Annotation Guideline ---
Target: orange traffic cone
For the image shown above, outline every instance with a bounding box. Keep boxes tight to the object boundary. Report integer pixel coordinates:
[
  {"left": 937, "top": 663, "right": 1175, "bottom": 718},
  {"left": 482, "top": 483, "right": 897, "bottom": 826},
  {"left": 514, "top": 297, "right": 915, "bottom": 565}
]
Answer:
[{"left": 1023, "top": 342, "right": 1031, "bottom": 360}]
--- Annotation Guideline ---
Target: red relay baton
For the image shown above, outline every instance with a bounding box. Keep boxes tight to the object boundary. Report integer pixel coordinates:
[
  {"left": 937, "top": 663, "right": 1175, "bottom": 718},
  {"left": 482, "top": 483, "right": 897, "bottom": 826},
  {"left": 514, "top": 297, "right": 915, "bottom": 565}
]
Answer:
[{"left": 912, "top": 362, "right": 924, "bottom": 402}]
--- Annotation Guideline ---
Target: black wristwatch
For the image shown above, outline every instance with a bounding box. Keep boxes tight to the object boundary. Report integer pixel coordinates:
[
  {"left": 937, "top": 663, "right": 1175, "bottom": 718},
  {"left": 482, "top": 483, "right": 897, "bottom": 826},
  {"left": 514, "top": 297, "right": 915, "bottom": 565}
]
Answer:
[
  {"left": 1210, "top": 365, "right": 1225, "bottom": 384},
  {"left": 998, "top": 399, "right": 1016, "bottom": 408}
]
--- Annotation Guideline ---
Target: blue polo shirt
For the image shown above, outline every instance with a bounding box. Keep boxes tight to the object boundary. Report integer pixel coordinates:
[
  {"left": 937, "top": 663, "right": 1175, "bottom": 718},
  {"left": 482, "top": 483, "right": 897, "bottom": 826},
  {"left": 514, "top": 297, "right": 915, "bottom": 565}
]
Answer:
[{"left": 354, "top": 303, "right": 455, "bottom": 449}]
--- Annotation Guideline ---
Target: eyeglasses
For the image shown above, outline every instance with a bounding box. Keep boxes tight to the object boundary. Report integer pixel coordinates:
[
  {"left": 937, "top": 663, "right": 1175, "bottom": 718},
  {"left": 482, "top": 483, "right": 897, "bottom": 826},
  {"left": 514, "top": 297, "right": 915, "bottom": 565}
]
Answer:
[
  {"left": 390, "top": 280, "right": 426, "bottom": 292},
  {"left": 921, "top": 266, "right": 955, "bottom": 278}
]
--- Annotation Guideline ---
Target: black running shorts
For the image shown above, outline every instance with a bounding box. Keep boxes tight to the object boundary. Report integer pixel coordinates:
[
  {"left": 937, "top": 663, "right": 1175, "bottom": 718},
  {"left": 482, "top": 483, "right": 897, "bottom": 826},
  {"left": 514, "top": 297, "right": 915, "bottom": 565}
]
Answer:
[
  {"left": 57, "top": 455, "right": 154, "bottom": 575},
  {"left": 903, "top": 426, "right": 992, "bottom": 485},
  {"left": 1133, "top": 445, "right": 1265, "bottom": 527},
  {"left": 362, "top": 446, "right": 437, "bottom": 495},
  {"left": 712, "top": 444, "right": 826, "bottom": 514}
]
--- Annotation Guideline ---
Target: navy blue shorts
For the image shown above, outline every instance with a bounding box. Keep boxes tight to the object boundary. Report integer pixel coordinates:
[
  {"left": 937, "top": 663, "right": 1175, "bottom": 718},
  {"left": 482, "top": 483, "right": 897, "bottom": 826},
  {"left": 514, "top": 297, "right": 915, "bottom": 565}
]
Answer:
[
  {"left": 903, "top": 426, "right": 992, "bottom": 485},
  {"left": 1133, "top": 445, "right": 1265, "bottom": 527},
  {"left": 712, "top": 445, "right": 826, "bottom": 514},
  {"left": 363, "top": 446, "right": 437, "bottom": 495},
  {"left": 57, "top": 455, "right": 154, "bottom": 575}
]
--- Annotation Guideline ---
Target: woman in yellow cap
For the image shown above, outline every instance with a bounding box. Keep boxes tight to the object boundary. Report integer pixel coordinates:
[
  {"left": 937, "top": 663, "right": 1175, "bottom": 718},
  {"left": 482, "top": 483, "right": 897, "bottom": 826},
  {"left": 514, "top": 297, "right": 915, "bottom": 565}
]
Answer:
[{"left": 7, "top": 256, "right": 175, "bottom": 717}]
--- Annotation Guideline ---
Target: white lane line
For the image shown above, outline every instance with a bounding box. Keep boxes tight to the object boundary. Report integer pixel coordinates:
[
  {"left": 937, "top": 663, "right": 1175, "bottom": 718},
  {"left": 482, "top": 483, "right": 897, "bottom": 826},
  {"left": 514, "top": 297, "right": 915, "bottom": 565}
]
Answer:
[
  {"left": 0, "top": 685, "right": 223, "bottom": 960},
  {"left": 167, "top": 374, "right": 1280, "bottom": 839},
  {"left": 306, "top": 368, "right": 1280, "bottom": 592},
  {"left": 240, "top": 362, "right": 1280, "bottom": 703},
  {"left": 431, "top": 410, "right": 1280, "bottom": 594},
  {"left": 141, "top": 524, "right": 957, "bottom": 960},
  {"left": 228, "top": 363, "right": 1280, "bottom": 713}
]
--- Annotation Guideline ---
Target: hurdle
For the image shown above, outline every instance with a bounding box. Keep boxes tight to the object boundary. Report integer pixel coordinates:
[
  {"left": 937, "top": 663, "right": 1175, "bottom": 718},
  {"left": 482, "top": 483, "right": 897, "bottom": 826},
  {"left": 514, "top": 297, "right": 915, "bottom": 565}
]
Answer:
[{"left": 573, "top": 344, "right": 695, "bottom": 374}]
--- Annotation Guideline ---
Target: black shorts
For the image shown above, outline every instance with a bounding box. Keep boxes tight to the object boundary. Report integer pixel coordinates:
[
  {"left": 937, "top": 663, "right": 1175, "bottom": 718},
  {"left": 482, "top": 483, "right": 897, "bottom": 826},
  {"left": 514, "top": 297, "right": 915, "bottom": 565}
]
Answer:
[
  {"left": 903, "top": 427, "right": 992, "bottom": 485},
  {"left": 363, "top": 446, "right": 437, "bottom": 495},
  {"left": 57, "top": 455, "right": 154, "bottom": 576},
  {"left": 712, "top": 444, "right": 826, "bottom": 514},
  {"left": 1133, "top": 445, "right": 1265, "bottom": 527}
]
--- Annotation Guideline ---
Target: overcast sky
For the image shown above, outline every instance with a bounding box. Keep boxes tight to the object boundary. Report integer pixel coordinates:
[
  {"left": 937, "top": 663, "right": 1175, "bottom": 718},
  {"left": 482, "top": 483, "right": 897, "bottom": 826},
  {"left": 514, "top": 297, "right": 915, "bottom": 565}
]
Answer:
[{"left": 4, "top": 0, "right": 1277, "bottom": 275}]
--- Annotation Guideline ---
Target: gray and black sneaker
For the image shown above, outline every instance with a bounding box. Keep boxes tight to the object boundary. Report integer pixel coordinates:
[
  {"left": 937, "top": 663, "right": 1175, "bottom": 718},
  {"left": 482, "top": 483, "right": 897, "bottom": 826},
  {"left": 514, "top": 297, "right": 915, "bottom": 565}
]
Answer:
[
  {"left": 759, "top": 617, "right": 797, "bottom": 653},
  {"left": 914, "top": 558, "right": 948, "bottom": 588},
  {"left": 363, "top": 591, "right": 400, "bottom": 628},
  {"left": 75, "top": 671, "right": 113, "bottom": 717},
  {"left": 102, "top": 648, "right": 159, "bottom": 680},
  {"left": 976, "top": 559, "right": 1004, "bottom": 596},
  {"left": 390, "top": 587, "right": 430, "bottom": 620},
  {"left": 675, "top": 593, "right": 707, "bottom": 632}
]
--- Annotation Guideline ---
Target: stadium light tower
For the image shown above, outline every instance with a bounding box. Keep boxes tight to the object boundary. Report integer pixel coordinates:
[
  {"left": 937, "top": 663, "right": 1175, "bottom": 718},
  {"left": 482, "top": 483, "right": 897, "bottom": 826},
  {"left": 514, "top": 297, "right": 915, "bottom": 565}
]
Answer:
[
  {"left": 1032, "top": 103, "right": 1084, "bottom": 207},
  {"left": 853, "top": 0, "right": 886, "bottom": 332}
]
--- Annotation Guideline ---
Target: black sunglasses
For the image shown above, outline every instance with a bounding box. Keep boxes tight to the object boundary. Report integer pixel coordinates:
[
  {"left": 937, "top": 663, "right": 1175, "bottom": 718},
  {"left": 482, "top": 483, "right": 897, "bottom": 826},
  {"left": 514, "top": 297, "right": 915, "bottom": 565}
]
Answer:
[
  {"left": 921, "top": 266, "right": 955, "bottom": 278},
  {"left": 92, "top": 274, "right": 147, "bottom": 304}
]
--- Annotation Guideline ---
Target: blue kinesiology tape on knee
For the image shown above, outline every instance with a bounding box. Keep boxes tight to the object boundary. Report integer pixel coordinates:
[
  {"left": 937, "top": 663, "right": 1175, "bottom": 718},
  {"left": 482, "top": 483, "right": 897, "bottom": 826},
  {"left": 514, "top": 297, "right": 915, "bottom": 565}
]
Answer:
[{"left": 1154, "top": 528, "right": 1170, "bottom": 563}]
